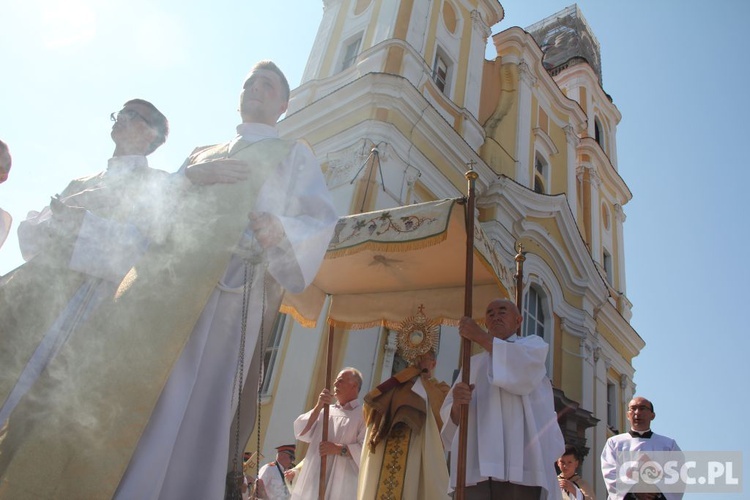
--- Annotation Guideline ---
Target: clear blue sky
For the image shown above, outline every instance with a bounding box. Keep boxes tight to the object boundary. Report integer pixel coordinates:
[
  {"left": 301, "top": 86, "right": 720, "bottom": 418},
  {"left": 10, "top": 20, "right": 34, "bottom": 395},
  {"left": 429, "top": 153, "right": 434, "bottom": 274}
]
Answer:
[{"left": 1, "top": 0, "right": 747, "bottom": 493}]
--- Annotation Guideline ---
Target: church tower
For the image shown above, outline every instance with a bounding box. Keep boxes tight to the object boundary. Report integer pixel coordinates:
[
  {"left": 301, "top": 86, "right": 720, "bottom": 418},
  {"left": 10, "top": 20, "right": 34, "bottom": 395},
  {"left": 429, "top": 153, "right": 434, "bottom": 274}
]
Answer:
[
  {"left": 262, "top": 4, "right": 641, "bottom": 497},
  {"left": 282, "top": 0, "right": 505, "bottom": 214}
]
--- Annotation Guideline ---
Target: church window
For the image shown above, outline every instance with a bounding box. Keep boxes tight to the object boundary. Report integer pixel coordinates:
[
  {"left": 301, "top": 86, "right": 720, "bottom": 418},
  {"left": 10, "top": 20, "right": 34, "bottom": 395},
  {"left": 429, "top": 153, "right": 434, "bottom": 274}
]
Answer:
[
  {"left": 602, "top": 202, "right": 611, "bottom": 231},
  {"left": 260, "top": 313, "right": 287, "bottom": 395},
  {"left": 607, "top": 380, "right": 618, "bottom": 432},
  {"left": 433, "top": 51, "right": 450, "bottom": 94},
  {"left": 523, "top": 285, "right": 552, "bottom": 374},
  {"left": 341, "top": 35, "right": 362, "bottom": 71},
  {"left": 603, "top": 249, "right": 613, "bottom": 285},
  {"left": 594, "top": 116, "right": 606, "bottom": 152},
  {"left": 524, "top": 286, "right": 545, "bottom": 339},
  {"left": 534, "top": 153, "right": 548, "bottom": 194}
]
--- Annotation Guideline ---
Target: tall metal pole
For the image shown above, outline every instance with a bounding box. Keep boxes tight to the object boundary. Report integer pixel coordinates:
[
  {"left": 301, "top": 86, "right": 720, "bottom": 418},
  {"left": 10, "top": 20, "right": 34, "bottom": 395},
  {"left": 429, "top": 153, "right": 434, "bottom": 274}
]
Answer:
[
  {"left": 514, "top": 243, "right": 525, "bottom": 335},
  {"left": 455, "top": 165, "right": 478, "bottom": 500}
]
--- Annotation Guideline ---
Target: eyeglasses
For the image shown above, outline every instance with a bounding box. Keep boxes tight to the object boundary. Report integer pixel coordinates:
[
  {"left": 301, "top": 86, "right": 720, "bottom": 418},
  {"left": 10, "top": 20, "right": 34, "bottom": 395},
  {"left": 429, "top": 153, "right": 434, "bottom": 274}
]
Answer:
[
  {"left": 110, "top": 109, "right": 148, "bottom": 124},
  {"left": 627, "top": 405, "right": 652, "bottom": 413}
]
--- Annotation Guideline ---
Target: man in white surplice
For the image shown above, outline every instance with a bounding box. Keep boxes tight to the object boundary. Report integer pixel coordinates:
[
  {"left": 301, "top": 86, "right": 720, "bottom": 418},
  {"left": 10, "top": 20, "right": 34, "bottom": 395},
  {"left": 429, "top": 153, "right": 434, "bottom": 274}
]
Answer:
[
  {"left": 292, "top": 368, "right": 366, "bottom": 500},
  {"left": 601, "top": 396, "right": 682, "bottom": 499},
  {"left": 115, "top": 61, "right": 338, "bottom": 499},
  {"left": 440, "top": 298, "right": 564, "bottom": 500}
]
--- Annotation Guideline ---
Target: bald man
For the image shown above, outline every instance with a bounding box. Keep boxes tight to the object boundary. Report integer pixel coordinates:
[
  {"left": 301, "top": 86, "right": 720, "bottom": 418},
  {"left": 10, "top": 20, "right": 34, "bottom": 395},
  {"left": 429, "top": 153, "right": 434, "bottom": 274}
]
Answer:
[
  {"left": 601, "top": 396, "right": 682, "bottom": 499},
  {"left": 440, "top": 298, "right": 564, "bottom": 499},
  {"left": 293, "top": 368, "right": 366, "bottom": 500}
]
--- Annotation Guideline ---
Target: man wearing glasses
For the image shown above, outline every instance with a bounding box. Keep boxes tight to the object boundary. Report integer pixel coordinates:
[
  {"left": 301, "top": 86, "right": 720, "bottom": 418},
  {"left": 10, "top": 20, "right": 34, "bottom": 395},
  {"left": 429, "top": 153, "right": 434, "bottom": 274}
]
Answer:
[
  {"left": 0, "top": 99, "right": 172, "bottom": 492},
  {"left": 15, "top": 98, "right": 170, "bottom": 264},
  {"left": 600, "top": 396, "right": 682, "bottom": 499}
]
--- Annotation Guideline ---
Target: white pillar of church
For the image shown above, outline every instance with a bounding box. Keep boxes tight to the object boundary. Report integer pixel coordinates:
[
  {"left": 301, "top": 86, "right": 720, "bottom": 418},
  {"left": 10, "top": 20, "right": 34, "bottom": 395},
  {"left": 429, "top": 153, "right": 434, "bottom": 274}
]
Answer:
[
  {"left": 466, "top": 10, "right": 491, "bottom": 118},
  {"left": 515, "top": 61, "right": 536, "bottom": 186},
  {"left": 300, "top": 0, "right": 343, "bottom": 84},
  {"left": 579, "top": 308, "right": 598, "bottom": 489},
  {"left": 593, "top": 347, "right": 609, "bottom": 497},
  {"left": 588, "top": 167, "right": 602, "bottom": 265},
  {"left": 379, "top": 329, "right": 398, "bottom": 383},
  {"left": 620, "top": 374, "right": 633, "bottom": 408},
  {"left": 564, "top": 124, "right": 579, "bottom": 220}
]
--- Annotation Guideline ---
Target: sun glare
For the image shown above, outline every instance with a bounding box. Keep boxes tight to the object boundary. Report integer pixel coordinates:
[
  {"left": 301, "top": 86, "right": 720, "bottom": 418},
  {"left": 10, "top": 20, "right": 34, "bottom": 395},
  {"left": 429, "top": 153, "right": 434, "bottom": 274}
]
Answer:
[{"left": 40, "top": 0, "right": 97, "bottom": 48}]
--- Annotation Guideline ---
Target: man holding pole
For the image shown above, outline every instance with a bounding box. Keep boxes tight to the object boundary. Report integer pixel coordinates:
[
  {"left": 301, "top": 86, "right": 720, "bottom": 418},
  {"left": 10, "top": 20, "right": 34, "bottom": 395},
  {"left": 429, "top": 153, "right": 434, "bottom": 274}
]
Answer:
[
  {"left": 440, "top": 298, "right": 564, "bottom": 499},
  {"left": 292, "top": 367, "right": 366, "bottom": 500}
]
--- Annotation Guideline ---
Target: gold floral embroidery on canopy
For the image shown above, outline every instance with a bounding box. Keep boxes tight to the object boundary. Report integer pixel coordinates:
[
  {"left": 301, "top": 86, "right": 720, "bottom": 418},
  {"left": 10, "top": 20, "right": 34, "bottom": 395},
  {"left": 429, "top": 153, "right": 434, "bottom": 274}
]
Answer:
[{"left": 281, "top": 198, "right": 512, "bottom": 330}]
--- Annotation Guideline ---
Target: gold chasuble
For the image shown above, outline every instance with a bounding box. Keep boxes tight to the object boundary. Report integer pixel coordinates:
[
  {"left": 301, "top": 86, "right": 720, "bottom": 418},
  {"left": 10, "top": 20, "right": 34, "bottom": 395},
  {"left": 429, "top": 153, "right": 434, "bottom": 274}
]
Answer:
[
  {"left": 360, "top": 368, "right": 451, "bottom": 500},
  {"left": 0, "top": 165, "right": 174, "bottom": 412},
  {"left": 0, "top": 139, "right": 294, "bottom": 499}
]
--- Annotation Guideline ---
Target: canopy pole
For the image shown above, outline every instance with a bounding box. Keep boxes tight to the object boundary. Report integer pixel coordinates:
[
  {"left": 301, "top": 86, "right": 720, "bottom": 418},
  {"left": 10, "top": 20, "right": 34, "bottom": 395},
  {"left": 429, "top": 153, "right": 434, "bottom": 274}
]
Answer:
[
  {"left": 456, "top": 165, "right": 478, "bottom": 500},
  {"left": 514, "top": 244, "right": 525, "bottom": 336},
  {"left": 319, "top": 321, "right": 334, "bottom": 500}
]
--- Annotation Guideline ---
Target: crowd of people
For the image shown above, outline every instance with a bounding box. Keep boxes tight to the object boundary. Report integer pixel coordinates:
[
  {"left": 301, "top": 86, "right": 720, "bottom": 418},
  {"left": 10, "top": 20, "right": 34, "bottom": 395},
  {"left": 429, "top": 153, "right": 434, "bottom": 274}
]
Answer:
[
  {"left": 0, "top": 59, "right": 679, "bottom": 499},
  {"left": 241, "top": 298, "right": 680, "bottom": 500}
]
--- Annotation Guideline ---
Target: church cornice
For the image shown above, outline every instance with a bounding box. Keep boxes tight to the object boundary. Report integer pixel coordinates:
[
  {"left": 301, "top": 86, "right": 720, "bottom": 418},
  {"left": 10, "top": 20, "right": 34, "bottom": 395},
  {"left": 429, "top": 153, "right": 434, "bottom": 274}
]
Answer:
[
  {"left": 480, "top": 176, "right": 609, "bottom": 307},
  {"left": 597, "top": 300, "right": 644, "bottom": 361},
  {"left": 578, "top": 138, "right": 632, "bottom": 204},
  {"left": 281, "top": 71, "right": 498, "bottom": 196},
  {"left": 553, "top": 63, "right": 621, "bottom": 124},
  {"left": 471, "top": 10, "right": 492, "bottom": 39},
  {"left": 491, "top": 27, "right": 587, "bottom": 134}
]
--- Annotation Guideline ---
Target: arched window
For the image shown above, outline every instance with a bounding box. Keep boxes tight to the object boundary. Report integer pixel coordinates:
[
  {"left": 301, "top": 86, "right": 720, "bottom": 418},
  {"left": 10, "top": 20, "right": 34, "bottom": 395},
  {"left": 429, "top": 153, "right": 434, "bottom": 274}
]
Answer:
[
  {"left": 603, "top": 248, "right": 613, "bottom": 285},
  {"left": 523, "top": 286, "right": 545, "bottom": 338},
  {"left": 594, "top": 117, "right": 606, "bottom": 152},
  {"left": 523, "top": 285, "right": 552, "bottom": 374},
  {"left": 534, "top": 154, "right": 548, "bottom": 194},
  {"left": 601, "top": 202, "right": 611, "bottom": 231},
  {"left": 432, "top": 48, "right": 452, "bottom": 95},
  {"left": 260, "top": 314, "right": 287, "bottom": 396},
  {"left": 607, "top": 379, "right": 619, "bottom": 433},
  {"left": 340, "top": 34, "right": 363, "bottom": 72}
]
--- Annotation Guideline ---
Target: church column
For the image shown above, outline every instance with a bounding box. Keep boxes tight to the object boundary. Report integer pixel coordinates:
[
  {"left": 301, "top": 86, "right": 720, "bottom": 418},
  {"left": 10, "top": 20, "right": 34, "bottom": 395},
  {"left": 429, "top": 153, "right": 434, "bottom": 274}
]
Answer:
[
  {"left": 579, "top": 335, "right": 596, "bottom": 484},
  {"left": 300, "top": 0, "right": 344, "bottom": 84},
  {"left": 461, "top": 10, "right": 492, "bottom": 150},
  {"left": 564, "top": 124, "right": 579, "bottom": 220},
  {"left": 580, "top": 310, "right": 598, "bottom": 487},
  {"left": 613, "top": 203, "right": 633, "bottom": 320},
  {"left": 514, "top": 60, "right": 536, "bottom": 186},
  {"left": 402, "top": 164, "right": 422, "bottom": 204},
  {"left": 379, "top": 329, "right": 398, "bottom": 383},
  {"left": 588, "top": 168, "right": 602, "bottom": 266},
  {"left": 580, "top": 332, "right": 596, "bottom": 418},
  {"left": 620, "top": 373, "right": 634, "bottom": 409},
  {"left": 593, "top": 345, "right": 609, "bottom": 497},
  {"left": 576, "top": 165, "right": 591, "bottom": 244},
  {"left": 465, "top": 10, "right": 491, "bottom": 118}
]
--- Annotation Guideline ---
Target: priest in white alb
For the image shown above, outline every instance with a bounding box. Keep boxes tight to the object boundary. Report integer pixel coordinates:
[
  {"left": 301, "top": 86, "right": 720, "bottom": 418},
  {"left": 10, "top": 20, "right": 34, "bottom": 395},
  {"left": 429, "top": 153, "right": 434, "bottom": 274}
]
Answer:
[
  {"left": 440, "top": 298, "right": 564, "bottom": 500},
  {"left": 292, "top": 368, "right": 366, "bottom": 500}
]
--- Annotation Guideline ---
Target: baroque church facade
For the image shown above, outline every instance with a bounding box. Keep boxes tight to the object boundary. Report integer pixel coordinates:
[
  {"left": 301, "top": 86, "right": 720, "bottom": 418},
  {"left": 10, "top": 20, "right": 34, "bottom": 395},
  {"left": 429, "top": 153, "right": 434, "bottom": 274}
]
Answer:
[{"left": 253, "top": 2, "right": 641, "bottom": 497}]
